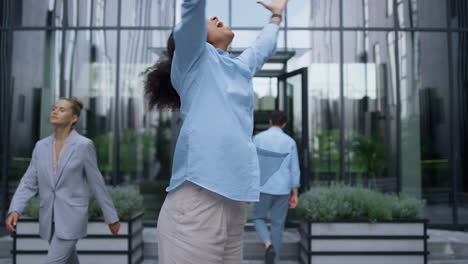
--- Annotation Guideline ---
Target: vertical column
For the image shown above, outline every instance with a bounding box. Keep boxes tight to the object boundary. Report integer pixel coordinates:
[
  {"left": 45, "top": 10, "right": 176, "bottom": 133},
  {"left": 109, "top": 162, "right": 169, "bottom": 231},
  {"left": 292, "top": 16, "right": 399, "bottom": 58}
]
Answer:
[
  {"left": 112, "top": 0, "right": 122, "bottom": 186},
  {"left": 339, "top": 0, "right": 345, "bottom": 182},
  {"left": 446, "top": 0, "right": 458, "bottom": 226},
  {"left": 0, "top": 0, "right": 12, "bottom": 223}
]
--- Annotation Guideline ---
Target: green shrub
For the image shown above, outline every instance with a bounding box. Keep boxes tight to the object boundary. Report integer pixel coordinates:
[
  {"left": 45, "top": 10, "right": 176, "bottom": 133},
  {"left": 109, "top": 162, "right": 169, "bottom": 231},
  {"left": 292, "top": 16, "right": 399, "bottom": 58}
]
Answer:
[
  {"left": 297, "top": 184, "right": 425, "bottom": 222},
  {"left": 89, "top": 185, "right": 144, "bottom": 219},
  {"left": 24, "top": 185, "right": 144, "bottom": 220},
  {"left": 23, "top": 196, "right": 40, "bottom": 218}
]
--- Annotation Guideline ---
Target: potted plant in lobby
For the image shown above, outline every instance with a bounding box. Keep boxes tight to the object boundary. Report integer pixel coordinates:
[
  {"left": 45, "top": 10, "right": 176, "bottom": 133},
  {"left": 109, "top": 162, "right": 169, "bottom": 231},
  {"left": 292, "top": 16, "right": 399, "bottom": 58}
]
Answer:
[
  {"left": 297, "top": 184, "right": 428, "bottom": 264},
  {"left": 12, "top": 186, "right": 144, "bottom": 264}
]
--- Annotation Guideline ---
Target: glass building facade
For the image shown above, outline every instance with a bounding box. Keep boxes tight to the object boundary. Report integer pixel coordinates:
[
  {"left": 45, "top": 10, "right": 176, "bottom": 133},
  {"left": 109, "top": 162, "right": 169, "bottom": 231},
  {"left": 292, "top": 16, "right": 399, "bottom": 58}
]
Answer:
[{"left": 0, "top": 0, "right": 467, "bottom": 229}]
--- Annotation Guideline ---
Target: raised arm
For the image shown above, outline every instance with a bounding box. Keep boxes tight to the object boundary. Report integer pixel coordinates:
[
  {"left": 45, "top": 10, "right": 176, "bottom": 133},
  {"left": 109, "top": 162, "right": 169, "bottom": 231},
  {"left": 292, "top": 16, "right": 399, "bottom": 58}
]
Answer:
[
  {"left": 238, "top": 0, "right": 288, "bottom": 77},
  {"left": 6, "top": 146, "right": 39, "bottom": 231},
  {"left": 257, "top": 0, "right": 288, "bottom": 26},
  {"left": 173, "top": 0, "right": 207, "bottom": 73}
]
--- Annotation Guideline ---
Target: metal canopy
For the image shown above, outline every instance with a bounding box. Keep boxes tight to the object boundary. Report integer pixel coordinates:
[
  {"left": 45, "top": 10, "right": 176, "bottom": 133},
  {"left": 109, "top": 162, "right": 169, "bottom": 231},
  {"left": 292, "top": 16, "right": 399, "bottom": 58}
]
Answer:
[
  {"left": 230, "top": 49, "right": 296, "bottom": 64},
  {"left": 148, "top": 47, "right": 299, "bottom": 77},
  {"left": 231, "top": 49, "right": 296, "bottom": 77}
]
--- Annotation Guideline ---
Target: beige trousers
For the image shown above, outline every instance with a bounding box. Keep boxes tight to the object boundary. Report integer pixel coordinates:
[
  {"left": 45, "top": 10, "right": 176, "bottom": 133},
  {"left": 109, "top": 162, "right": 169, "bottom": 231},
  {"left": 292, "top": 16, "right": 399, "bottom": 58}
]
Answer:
[{"left": 157, "top": 182, "right": 246, "bottom": 264}]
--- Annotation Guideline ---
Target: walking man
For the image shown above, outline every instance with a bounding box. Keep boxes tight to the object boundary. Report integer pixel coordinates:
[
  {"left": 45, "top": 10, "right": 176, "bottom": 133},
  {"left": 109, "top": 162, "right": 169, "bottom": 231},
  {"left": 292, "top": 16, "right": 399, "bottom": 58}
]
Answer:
[{"left": 252, "top": 111, "right": 300, "bottom": 264}]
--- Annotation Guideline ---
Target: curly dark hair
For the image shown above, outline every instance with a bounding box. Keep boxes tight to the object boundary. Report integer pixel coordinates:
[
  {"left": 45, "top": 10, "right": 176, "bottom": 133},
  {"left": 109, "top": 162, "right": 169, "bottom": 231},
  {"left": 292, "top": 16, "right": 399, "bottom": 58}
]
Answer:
[{"left": 143, "top": 33, "right": 180, "bottom": 110}]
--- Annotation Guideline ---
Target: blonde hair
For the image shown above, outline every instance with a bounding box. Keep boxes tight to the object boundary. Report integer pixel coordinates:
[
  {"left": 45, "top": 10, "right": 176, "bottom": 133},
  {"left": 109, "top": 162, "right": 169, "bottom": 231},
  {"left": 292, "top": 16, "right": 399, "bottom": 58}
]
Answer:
[{"left": 61, "top": 96, "right": 84, "bottom": 125}]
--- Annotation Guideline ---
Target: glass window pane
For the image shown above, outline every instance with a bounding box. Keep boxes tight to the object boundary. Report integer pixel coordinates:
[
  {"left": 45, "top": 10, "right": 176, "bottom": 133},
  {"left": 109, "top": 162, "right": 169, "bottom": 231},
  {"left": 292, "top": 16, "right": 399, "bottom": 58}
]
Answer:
[
  {"left": 231, "top": 30, "right": 285, "bottom": 50},
  {"left": 398, "top": 0, "right": 447, "bottom": 28},
  {"left": 120, "top": 30, "right": 174, "bottom": 222},
  {"left": 65, "top": 0, "right": 118, "bottom": 27},
  {"left": 343, "top": 0, "right": 394, "bottom": 28},
  {"left": 400, "top": 32, "right": 452, "bottom": 225},
  {"left": 63, "top": 30, "right": 118, "bottom": 181},
  {"left": 287, "top": 0, "right": 339, "bottom": 27},
  {"left": 233, "top": 0, "right": 283, "bottom": 27},
  {"left": 206, "top": 0, "right": 229, "bottom": 25},
  {"left": 343, "top": 31, "right": 398, "bottom": 192},
  {"left": 92, "top": 0, "right": 119, "bottom": 26},
  {"left": 5, "top": 0, "right": 119, "bottom": 27},
  {"left": 231, "top": 30, "right": 260, "bottom": 48},
  {"left": 285, "top": 74, "right": 303, "bottom": 154},
  {"left": 387, "top": 0, "right": 394, "bottom": 17},
  {"left": 121, "top": 0, "right": 174, "bottom": 27},
  {"left": 449, "top": 0, "right": 468, "bottom": 29},
  {"left": 289, "top": 31, "right": 340, "bottom": 70},
  {"left": 254, "top": 77, "right": 278, "bottom": 111},
  {"left": 452, "top": 32, "right": 468, "bottom": 225},
  {"left": 287, "top": 31, "right": 312, "bottom": 49},
  {"left": 343, "top": 0, "right": 364, "bottom": 27},
  {"left": 4, "top": 30, "right": 61, "bottom": 209},
  {"left": 7, "top": 0, "right": 65, "bottom": 27},
  {"left": 288, "top": 31, "right": 341, "bottom": 183},
  {"left": 175, "top": 0, "right": 229, "bottom": 25},
  {"left": 66, "top": 0, "right": 86, "bottom": 26},
  {"left": 253, "top": 77, "right": 278, "bottom": 133}
]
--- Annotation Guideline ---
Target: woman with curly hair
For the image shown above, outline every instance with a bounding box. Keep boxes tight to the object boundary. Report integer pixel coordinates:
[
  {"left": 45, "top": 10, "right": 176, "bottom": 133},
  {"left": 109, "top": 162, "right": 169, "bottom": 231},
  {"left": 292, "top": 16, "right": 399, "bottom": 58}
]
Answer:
[{"left": 144, "top": 1, "right": 288, "bottom": 263}]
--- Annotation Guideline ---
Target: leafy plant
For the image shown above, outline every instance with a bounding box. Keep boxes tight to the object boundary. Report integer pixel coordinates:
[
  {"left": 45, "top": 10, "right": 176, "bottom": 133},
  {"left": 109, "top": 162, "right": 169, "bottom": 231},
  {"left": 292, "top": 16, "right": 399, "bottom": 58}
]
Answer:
[
  {"left": 23, "top": 196, "right": 40, "bottom": 218},
  {"left": 297, "top": 184, "right": 425, "bottom": 222},
  {"left": 349, "top": 133, "right": 387, "bottom": 180},
  {"left": 90, "top": 124, "right": 172, "bottom": 182},
  {"left": 89, "top": 185, "right": 144, "bottom": 219},
  {"left": 310, "top": 130, "right": 340, "bottom": 182}
]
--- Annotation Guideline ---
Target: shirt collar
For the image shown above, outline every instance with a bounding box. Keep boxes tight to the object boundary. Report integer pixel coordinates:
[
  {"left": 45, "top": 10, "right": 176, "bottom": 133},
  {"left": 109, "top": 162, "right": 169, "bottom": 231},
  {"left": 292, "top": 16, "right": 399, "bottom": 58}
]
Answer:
[
  {"left": 268, "top": 126, "right": 284, "bottom": 133},
  {"left": 216, "top": 48, "right": 236, "bottom": 59}
]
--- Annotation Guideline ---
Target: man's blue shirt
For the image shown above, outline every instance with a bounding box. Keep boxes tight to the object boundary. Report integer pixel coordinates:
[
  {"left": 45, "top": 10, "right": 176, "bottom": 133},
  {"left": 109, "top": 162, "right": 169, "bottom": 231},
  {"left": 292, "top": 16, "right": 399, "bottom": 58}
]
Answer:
[{"left": 253, "top": 127, "right": 301, "bottom": 195}]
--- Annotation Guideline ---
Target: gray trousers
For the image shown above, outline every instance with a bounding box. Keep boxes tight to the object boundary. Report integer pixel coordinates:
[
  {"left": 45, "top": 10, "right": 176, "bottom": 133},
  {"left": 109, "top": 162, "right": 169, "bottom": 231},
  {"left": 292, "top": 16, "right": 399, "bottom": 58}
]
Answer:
[
  {"left": 157, "top": 182, "right": 246, "bottom": 264},
  {"left": 44, "top": 225, "right": 79, "bottom": 264}
]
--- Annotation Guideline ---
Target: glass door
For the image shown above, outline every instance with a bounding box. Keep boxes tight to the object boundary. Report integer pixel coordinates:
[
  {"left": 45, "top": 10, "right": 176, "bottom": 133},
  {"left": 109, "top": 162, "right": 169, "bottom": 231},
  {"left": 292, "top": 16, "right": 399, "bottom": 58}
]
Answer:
[{"left": 278, "top": 68, "right": 310, "bottom": 189}]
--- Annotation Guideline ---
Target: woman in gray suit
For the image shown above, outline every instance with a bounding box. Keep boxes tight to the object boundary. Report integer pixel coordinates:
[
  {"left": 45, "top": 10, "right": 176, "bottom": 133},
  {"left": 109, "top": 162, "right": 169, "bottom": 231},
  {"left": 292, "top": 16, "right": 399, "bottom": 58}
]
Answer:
[{"left": 5, "top": 97, "right": 121, "bottom": 264}]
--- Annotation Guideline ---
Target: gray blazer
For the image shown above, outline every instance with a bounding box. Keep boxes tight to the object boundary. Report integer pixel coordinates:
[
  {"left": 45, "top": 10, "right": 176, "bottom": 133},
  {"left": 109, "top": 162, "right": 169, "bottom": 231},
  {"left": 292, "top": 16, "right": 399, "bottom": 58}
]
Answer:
[{"left": 8, "top": 130, "right": 119, "bottom": 241}]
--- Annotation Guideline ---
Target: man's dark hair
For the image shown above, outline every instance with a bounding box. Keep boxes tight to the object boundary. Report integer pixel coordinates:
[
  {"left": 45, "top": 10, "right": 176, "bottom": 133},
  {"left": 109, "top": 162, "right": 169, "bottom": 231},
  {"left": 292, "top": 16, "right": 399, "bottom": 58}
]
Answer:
[{"left": 271, "top": 111, "right": 287, "bottom": 126}]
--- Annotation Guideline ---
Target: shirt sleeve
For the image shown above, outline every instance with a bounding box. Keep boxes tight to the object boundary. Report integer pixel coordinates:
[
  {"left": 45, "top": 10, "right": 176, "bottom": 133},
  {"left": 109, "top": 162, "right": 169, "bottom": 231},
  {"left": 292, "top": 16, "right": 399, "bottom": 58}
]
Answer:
[
  {"left": 238, "top": 23, "right": 279, "bottom": 77},
  {"left": 253, "top": 135, "right": 259, "bottom": 145},
  {"left": 290, "top": 141, "right": 301, "bottom": 188},
  {"left": 172, "top": 0, "right": 207, "bottom": 77}
]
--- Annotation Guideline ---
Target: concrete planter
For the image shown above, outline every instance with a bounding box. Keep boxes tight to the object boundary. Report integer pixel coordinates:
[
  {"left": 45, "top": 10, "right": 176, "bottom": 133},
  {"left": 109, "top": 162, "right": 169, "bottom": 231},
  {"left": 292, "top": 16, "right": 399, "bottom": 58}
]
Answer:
[
  {"left": 12, "top": 212, "right": 144, "bottom": 264},
  {"left": 299, "top": 218, "right": 429, "bottom": 264}
]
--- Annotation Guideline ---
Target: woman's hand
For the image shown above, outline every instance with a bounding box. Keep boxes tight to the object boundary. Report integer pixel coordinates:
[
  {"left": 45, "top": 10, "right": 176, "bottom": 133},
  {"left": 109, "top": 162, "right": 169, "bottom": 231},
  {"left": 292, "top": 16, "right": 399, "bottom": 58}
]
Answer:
[
  {"left": 109, "top": 221, "right": 121, "bottom": 235},
  {"left": 5, "top": 211, "right": 19, "bottom": 232},
  {"left": 257, "top": 0, "right": 288, "bottom": 15}
]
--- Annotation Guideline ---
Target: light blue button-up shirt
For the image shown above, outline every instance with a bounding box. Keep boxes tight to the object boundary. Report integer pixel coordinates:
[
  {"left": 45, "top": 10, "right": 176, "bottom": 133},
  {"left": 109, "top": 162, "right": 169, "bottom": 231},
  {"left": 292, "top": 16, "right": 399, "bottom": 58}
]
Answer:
[
  {"left": 253, "top": 127, "right": 301, "bottom": 195},
  {"left": 166, "top": 0, "right": 279, "bottom": 201}
]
